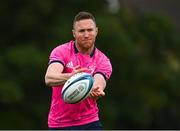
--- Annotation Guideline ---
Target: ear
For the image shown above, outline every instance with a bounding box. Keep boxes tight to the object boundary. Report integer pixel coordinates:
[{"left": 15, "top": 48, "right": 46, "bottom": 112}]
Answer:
[
  {"left": 72, "top": 29, "right": 76, "bottom": 38},
  {"left": 96, "top": 27, "right": 98, "bottom": 36}
]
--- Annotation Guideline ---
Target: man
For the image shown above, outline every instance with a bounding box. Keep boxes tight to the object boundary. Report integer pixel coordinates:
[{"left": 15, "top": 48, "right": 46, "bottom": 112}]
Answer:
[{"left": 45, "top": 11, "right": 112, "bottom": 130}]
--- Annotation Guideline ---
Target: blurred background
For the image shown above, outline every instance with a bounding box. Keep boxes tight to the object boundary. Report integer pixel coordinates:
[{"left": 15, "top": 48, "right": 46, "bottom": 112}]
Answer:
[{"left": 0, "top": 0, "right": 180, "bottom": 129}]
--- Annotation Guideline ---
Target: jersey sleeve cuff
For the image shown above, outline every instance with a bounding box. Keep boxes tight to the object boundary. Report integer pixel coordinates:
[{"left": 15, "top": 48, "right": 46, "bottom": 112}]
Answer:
[
  {"left": 93, "top": 72, "right": 107, "bottom": 81},
  {"left": 48, "top": 60, "right": 65, "bottom": 67}
]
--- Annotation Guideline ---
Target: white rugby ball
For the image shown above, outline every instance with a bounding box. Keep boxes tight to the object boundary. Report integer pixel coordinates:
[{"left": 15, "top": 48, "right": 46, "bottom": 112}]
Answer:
[{"left": 61, "top": 72, "right": 94, "bottom": 104}]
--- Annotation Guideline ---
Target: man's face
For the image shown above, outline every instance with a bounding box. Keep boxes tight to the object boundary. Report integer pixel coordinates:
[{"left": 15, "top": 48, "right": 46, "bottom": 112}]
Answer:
[{"left": 73, "top": 19, "right": 98, "bottom": 49}]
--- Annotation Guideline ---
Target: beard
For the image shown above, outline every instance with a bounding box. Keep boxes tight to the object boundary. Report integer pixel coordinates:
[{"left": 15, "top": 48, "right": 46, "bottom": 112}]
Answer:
[
  {"left": 78, "top": 40, "right": 94, "bottom": 48},
  {"left": 75, "top": 39, "right": 95, "bottom": 53}
]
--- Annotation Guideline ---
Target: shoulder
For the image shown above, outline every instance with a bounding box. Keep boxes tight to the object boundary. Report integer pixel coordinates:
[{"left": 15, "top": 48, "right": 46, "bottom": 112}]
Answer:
[
  {"left": 50, "top": 40, "right": 75, "bottom": 56},
  {"left": 49, "top": 40, "right": 75, "bottom": 57},
  {"left": 49, "top": 40, "right": 75, "bottom": 64},
  {"left": 53, "top": 40, "right": 74, "bottom": 52},
  {"left": 95, "top": 48, "right": 110, "bottom": 60}
]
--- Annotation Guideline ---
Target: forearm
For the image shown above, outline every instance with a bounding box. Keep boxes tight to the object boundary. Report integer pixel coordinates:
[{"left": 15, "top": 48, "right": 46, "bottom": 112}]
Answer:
[
  {"left": 89, "top": 74, "right": 107, "bottom": 99},
  {"left": 45, "top": 73, "right": 73, "bottom": 87},
  {"left": 93, "top": 74, "right": 106, "bottom": 90},
  {"left": 45, "top": 63, "right": 88, "bottom": 87}
]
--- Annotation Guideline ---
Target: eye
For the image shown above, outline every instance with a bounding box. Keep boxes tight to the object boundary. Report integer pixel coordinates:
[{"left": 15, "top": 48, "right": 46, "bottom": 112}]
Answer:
[
  {"left": 78, "top": 28, "right": 94, "bottom": 33},
  {"left": 79, "top": 29, "right": 85, "bottom": 33},
  {"left": 87, "top": 29, "right": 93, "bottom": 32}
]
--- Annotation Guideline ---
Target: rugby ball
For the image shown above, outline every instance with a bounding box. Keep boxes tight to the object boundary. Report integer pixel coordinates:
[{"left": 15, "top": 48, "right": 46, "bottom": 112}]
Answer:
[{"left": 61, "top": 72, "right": 94, "bottom": 104}]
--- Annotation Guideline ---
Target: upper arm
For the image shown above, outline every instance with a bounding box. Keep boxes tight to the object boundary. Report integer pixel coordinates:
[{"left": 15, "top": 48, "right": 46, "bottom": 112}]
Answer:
[
  {"left": 46, "top": 45, "right": 67, "bottom": 76},
  {"left": 94, "top": 55, "right": 112, "bottom": 81},
  {"left": 46, "top": 62, "right": 64, "bottom": 76}
]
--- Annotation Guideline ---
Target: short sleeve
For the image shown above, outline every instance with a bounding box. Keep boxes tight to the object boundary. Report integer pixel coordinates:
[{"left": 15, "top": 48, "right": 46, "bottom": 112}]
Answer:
[
  {"left": 94, "top": 55, "right": 112, "bottom": 80},
  {"left": 48, "top": 45, "right": 67, "bottom": 67}
]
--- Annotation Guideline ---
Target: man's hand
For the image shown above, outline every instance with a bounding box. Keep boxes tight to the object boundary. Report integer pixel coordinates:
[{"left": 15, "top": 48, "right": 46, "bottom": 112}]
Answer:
[
  {"left": 89, "top": 73, "right": 106, "bottom": 100},
  {"left": 70, "top": 65, "right": 88, "bottom": 77},
  {"left": 89, "top": 86, "right": 105, "bottom": 100}
]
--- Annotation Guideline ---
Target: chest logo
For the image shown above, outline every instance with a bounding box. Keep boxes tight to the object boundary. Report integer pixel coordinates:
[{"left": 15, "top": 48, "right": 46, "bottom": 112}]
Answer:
[{"left": 66, "top": 61, "right": 74, "bottom": 69}]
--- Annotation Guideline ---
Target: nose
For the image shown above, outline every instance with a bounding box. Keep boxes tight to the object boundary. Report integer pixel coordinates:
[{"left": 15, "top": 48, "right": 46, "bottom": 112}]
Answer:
[{"left": 84, "top": 30, "right": 89, "bottom": 37}]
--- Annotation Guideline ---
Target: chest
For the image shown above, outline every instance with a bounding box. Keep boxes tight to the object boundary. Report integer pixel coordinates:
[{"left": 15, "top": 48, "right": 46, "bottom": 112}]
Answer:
[{"left": 64, "top": 53, "right": 97, "bottom": 74}]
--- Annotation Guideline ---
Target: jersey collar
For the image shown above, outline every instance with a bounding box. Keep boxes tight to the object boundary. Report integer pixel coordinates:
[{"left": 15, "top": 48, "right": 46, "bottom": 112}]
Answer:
[{"left": 74, "top": 42, "right": 96, "bottom": 58}]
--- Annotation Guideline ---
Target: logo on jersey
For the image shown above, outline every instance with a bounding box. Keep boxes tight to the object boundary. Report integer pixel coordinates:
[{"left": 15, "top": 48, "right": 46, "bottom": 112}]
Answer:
[
  {"left": 66, "top": 61, "right": 74, "bottom": 69},
  {"left": 66, "top": 61, "right": 96, "bottom": 74},
  {"left": 88, "top": 65, "right": 96, "bottom": 74}
]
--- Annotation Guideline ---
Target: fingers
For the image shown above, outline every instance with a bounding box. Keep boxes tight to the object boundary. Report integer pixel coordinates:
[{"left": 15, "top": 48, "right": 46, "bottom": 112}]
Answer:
[
  {"left": 89, "top": 87, "right": 105, "bottom": 100},
  {"left": 72, "top": 65, "right": 88, "bottom": 75},
  {"left": 74, "top": 65, "right": 81, "bottom": 70},
  {"left": 91, "top": 87, "right": 102, "bottom": 96},
  {"left": 77, "top": 67, "right": 88, "bottom": 73}
]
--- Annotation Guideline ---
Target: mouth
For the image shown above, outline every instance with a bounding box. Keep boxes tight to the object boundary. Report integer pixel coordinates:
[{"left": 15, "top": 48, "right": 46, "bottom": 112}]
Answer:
[{"left": 83, "top": 39, "right": 92, "bottom": 42}]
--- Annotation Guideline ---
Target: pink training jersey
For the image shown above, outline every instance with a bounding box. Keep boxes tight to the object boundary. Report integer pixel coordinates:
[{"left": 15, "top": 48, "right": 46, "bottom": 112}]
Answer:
[{"left": 48, "top": 40, "right": 112, "bottom": 128}]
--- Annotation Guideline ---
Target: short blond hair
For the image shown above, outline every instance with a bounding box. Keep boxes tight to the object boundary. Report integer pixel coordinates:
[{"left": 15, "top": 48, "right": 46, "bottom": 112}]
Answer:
[{"left": 73, "top": 11, "right": 96, "bottom": 28}]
